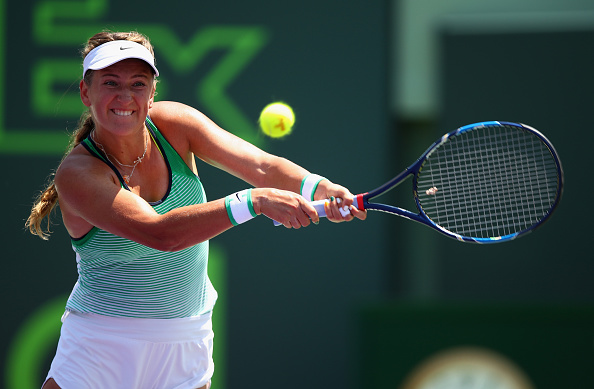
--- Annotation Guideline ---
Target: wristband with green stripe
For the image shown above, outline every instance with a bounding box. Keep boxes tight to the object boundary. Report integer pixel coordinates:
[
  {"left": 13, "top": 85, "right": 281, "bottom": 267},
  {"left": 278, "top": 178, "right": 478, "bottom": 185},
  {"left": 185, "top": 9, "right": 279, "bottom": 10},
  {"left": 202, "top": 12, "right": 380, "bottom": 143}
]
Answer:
[
  {"left": 225, "top": 189, "right": 257, "bottom": 226},
  {"left": 300, "top": 174, "right": 325, "bottom": 201}
]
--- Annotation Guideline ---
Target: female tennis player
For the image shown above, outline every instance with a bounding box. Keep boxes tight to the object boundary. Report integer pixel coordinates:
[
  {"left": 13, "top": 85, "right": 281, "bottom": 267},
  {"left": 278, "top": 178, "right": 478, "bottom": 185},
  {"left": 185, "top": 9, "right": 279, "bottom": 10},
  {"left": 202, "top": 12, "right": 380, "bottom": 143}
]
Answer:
[{"left": 27, "top": 31, "right": 366, "bottom": 389}]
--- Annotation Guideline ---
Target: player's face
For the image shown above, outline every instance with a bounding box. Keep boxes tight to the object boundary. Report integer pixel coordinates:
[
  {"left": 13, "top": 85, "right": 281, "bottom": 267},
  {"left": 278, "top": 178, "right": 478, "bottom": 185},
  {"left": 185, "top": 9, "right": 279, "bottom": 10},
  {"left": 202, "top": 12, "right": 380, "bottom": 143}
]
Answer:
[{"left": 80, "top": 59, "right": 156, "bottom": 136}]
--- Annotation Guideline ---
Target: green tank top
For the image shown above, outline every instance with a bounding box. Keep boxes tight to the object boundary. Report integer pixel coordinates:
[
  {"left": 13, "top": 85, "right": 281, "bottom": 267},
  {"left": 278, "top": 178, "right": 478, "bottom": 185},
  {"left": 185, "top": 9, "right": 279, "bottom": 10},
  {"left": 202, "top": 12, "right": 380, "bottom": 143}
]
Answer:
[{"left": 66, "top": 117, "right": 217, "bottom": 318}]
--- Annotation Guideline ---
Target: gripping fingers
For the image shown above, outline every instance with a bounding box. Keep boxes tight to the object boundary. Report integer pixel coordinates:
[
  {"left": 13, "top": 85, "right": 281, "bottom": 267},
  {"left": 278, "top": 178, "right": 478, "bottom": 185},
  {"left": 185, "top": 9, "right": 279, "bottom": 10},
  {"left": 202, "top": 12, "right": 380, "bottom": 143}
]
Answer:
[
  {"left": 273, "top": 200, "right": 325, "bottom": 227},
  {"left": 272, "top": 198, "right": 352, "bottom": 226},
  {"left": 335, "top": 198, "right": 352, "bottom": 217},
  {"left": 325, "top": 197, "right": 353, "bottom": 221}
]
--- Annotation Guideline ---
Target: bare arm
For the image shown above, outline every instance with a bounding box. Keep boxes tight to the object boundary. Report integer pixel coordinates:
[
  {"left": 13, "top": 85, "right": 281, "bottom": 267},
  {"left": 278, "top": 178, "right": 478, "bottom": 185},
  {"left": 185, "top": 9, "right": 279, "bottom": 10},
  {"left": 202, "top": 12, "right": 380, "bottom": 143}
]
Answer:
[
  {"left": 149, "top": 101, "right": 309, "bottom": 192},
  {"left": 150, "top": 101, "right": 366, "bottom": 223},
  {"left": 55, "top": 151, "right": 234, "bottom": 251},
  {"left": 56, "top": 102, "right": 364, "bottom": 251}
]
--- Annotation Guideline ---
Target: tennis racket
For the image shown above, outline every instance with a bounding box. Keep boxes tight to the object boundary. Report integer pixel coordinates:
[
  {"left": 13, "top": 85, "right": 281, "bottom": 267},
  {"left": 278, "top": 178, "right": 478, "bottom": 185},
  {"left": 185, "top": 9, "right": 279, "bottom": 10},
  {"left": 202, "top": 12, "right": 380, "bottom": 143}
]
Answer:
[{"left": 280, "top": 121, "right": 564, "bottom": 243}]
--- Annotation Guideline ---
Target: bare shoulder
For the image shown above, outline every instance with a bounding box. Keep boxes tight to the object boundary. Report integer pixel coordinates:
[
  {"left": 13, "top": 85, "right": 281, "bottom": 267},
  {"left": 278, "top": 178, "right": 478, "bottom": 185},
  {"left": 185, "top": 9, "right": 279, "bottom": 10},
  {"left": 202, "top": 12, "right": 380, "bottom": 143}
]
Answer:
[
  {"left": 55, "top": 146, "right": 90, "bottom": 182},
  {"left": 148, "top": 101, "right": 229, "bottom": 158},
  {"left": 149, "top": 101, "right": 208, "bottom": 128},
  {"left": 55, "top": 145, "right": 119, "bottom": 198},
  {"left": 149, "top": 101, "right": 203, "bottom": 148},
  {"left": 149, "top": 100, "right": 186, "bottom": 120},
  {"left": 54, "top": 145, "right": 122, "bottom": 237}
]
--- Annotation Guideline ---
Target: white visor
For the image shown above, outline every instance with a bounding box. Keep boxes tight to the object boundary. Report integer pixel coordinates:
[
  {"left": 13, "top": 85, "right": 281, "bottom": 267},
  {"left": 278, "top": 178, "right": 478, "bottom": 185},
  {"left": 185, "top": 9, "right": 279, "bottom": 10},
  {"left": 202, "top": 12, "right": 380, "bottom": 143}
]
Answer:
[{"left": 82, "top": 40, "right": 159, "bottom": 78}]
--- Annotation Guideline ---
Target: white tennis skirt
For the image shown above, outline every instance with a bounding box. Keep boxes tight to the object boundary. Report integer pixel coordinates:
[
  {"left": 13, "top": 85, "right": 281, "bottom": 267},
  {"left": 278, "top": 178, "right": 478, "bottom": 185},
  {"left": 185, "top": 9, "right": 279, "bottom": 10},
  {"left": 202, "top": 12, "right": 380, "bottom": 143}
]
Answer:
[{"left": 44, "top": 310, "right": 214, "bottom": 389}]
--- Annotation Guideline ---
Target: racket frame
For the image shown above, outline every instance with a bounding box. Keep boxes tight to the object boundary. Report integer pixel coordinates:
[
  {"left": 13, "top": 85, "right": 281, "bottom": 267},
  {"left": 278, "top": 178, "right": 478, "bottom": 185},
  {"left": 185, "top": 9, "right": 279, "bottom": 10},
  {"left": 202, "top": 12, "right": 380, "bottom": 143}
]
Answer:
[{"left": 352, "top": 121, "right": 564, "bottom": 243}]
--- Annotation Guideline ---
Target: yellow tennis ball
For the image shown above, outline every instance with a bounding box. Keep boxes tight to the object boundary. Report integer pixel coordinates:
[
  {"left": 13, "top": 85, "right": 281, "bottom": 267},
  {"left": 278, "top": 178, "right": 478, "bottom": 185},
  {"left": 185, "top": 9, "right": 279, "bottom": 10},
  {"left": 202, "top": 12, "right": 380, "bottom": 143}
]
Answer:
[{"left": 259, "top": 102, "right": 295, "bottom": 138}]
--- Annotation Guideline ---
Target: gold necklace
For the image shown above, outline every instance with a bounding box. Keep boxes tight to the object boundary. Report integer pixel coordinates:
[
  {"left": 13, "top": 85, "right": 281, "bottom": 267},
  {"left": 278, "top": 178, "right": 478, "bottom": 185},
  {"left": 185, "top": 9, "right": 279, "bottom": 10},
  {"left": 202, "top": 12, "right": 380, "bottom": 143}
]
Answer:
[{"left": 91, "top": 130, "right": 149, "bottom": 184}]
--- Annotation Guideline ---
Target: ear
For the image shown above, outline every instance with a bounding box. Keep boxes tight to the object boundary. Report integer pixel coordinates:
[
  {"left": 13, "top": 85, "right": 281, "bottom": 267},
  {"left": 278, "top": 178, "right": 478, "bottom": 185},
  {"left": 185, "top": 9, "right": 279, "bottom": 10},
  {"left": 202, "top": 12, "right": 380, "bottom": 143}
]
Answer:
[{"left": 80, "top": 79, "right": 91, "bottom": 107}]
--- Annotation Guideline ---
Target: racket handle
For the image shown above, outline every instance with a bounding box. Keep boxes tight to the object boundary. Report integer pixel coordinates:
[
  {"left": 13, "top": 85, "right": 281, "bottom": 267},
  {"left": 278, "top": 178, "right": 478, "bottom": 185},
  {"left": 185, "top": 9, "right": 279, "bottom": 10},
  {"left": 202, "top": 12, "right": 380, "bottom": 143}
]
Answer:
[{"left": 272, "top": 199, "right": 351, "bottom": 226}]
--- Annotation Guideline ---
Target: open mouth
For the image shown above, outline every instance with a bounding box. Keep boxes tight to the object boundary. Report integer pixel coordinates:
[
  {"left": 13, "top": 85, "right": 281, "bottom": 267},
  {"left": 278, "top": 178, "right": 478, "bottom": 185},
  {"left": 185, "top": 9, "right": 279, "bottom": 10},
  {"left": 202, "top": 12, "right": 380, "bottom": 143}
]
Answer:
[{"left": 112, "top": 109, "right": 134, "bottom": 116}]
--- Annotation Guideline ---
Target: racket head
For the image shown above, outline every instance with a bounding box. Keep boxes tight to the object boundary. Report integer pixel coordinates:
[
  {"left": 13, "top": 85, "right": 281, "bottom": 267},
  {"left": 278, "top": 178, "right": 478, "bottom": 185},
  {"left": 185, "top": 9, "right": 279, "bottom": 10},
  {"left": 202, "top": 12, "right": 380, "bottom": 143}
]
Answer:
[{"left": 412, "top": 121, "right": 563, "bottom": 243}]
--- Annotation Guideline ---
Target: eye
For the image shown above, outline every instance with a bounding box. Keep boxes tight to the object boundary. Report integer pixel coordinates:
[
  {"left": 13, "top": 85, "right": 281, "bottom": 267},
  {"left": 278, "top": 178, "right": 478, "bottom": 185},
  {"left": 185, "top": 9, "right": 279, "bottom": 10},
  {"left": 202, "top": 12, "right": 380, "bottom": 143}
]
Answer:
[
  {"left": 132, "top": 81, "right": 147, "bottom": 87},
  {"left": 103, "top": 80, "right": 118, "bottom": 87}
]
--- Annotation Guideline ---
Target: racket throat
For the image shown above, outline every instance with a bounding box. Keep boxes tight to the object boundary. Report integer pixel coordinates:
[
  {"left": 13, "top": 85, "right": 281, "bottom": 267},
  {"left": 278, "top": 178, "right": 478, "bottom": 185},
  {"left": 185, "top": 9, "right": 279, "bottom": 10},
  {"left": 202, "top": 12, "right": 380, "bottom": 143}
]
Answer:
[
  {"left": 368, "top": 203, "right": 427, "bottom": 224},
  {"left": 353, "top": 193, "right": 366, "bottom": 211}
]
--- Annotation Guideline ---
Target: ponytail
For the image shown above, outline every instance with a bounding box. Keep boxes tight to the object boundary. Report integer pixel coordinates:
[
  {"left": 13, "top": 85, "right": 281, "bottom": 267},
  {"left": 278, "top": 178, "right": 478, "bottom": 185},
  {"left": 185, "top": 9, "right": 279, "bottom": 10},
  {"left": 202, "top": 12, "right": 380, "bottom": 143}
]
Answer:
[{"left": 26, "top": 112, "right": 94, "bottom": 239}]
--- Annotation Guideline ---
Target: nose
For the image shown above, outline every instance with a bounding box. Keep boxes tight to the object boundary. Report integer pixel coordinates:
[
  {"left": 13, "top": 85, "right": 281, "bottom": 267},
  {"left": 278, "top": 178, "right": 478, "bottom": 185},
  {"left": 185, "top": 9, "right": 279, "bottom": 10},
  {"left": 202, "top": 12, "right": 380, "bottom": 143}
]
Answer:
[{"left": 117, "top": 89, "right": 133, "bottom": 102}]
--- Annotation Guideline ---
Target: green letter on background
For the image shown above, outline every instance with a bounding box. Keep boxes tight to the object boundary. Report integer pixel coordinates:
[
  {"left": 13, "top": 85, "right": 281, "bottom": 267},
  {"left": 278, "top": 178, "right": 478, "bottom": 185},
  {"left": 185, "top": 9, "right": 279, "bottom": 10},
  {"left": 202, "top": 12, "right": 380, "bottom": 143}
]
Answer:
[{"left": 0, "top": 0, "right": 269, "bottom": 155}]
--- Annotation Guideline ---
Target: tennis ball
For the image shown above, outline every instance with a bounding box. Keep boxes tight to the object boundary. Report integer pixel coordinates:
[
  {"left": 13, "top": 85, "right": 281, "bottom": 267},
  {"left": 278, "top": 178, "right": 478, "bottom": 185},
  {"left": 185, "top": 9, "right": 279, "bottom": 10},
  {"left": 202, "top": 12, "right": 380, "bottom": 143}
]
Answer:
[{"left": 258, "top": 102, "right": 295, "bottom": 138}]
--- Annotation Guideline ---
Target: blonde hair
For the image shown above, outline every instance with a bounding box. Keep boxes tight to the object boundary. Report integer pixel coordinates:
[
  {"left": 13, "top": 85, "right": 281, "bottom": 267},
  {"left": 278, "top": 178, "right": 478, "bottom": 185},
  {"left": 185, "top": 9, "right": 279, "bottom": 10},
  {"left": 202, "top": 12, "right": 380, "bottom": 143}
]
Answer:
[{"left": 26, "top": 31, "right": 156, "bottom": 239}]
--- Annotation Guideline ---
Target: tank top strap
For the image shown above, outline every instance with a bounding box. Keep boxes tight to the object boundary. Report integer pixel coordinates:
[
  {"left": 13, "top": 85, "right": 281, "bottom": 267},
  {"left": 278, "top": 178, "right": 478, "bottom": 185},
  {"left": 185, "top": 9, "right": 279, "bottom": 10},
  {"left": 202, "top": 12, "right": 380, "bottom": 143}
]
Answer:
[{"left": 81, "top": 136, "right": 128, "bottom": 187}]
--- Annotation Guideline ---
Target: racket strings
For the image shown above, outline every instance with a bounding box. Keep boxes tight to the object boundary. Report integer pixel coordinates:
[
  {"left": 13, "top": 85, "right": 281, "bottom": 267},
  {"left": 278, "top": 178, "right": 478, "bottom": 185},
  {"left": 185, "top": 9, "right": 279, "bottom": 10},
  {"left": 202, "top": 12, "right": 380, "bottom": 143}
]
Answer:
[{"left": 417, "top": 124, "right": 560, "bottom": 239}]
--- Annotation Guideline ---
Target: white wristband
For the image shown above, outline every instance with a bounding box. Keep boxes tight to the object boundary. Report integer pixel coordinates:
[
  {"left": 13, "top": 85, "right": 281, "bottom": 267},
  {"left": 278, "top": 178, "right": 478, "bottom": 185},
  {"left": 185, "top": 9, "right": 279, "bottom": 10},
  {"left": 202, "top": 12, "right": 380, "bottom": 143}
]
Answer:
[
  {"left": 225, "top": 189, "right": 257, "bottom": 226},
  {"left": 301, "top": 174, "right": 325, "bottom": 201}
]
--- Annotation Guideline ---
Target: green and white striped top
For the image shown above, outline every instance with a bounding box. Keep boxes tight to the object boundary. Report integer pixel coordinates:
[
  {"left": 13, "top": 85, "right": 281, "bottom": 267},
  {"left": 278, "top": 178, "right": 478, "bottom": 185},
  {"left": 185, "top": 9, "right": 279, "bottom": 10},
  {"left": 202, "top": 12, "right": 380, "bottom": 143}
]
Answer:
[{"left": 66, "top": 117, "right": 217, "bottom": 318}]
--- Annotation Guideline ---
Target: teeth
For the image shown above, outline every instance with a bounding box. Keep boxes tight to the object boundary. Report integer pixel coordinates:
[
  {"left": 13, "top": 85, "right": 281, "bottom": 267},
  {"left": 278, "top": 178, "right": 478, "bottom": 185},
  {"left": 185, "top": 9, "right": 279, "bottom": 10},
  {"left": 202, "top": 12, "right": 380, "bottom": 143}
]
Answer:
[{"left": 113, "top": 110, "right": 133, "bottom": 116}]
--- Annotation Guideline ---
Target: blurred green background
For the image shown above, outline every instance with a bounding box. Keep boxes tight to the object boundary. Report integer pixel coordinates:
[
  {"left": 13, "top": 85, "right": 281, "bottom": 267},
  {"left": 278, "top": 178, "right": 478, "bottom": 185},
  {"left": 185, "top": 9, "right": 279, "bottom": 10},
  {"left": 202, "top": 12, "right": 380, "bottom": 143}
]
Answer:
[{"left": 1, "top": 0, "right": 593, "bottom": 388}]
